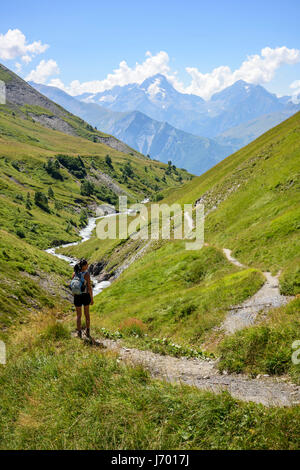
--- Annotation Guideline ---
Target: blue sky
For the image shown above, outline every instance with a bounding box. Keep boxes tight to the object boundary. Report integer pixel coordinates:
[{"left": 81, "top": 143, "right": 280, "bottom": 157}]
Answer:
[{"left": 0, "top": 0, "right": 299, "bottom": 99}]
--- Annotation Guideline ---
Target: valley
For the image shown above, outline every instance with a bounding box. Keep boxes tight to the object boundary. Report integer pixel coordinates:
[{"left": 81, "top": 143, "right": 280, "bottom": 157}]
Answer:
[{"left": 0, "top": 62, "right": 299, "bottom": 450}]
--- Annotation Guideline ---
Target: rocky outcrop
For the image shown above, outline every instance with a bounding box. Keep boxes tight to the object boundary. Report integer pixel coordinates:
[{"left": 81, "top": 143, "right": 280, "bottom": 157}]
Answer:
[
  {"left": 1, "top": 63, "right": 65, "bottom": 116},
  {"left": 89, "top": 168, "right": 131, "bottom": 196},
  {"left": 95, "top": 135, "right": 134, "bottom": 154},
  {"left": 1, "top": 63, "right": 139, "bottom": 156},
  {"left": 95, "top": 204, "right": 116, "bottom": 216},
  {"left": 89, "top": 260, "right": 107, "bottom": 276},
  {"left": 87, "top": 202, "right": 116, "bottom": 216},
  {"left": 29, "top": 113, "right": 77, "bottom": 136}
]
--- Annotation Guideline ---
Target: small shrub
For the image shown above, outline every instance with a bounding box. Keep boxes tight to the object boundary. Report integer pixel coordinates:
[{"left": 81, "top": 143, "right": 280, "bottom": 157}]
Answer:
[
  {"left": 105, "top": 155, "right": 113, "bottom": 169},
  {"left": 80, "top": 180, "right": 95, "bottom": 197},
  {"left": 42, "top": 322, "right": 69, "bottom": 341},
  {"left": 34, "top": 191, "right": 50, "bottom": 212},
  {"left": 16, "top": 229, "right": 25, "bottom": 239},
  {"left": 12, "top": 160, "right": 20, "bottom": 171},
  {"left": 122, "top": 161, "right": 134, "bottom": 178},
  {"left": 48, "top": 186, "right": 54, "bottom": 198},
  {"left": 44, "top": 158, "right": 63, "bottom": 180},
  {"left": 26, "top": 193, "right": 32, "bottom": 210},
  {"left": 176, "top": 302, "right": 197, "bottom": 319},
  {"left": 57, "top": 155, "right": 86, "bottom": 179},
  {"left": 54, "top": 200, "right": 63, "bottom": 211},
  {"left": 154, "top": 193, "right": 164, "bottom": 202},
  {"left": 79, "top": 208, "right": 88, "bottom": 227}
]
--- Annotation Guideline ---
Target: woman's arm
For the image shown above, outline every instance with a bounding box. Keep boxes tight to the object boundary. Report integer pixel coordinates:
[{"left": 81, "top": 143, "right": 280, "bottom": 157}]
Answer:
[{"left": 85, "top": 273, "right": 94, "bottom": 305}]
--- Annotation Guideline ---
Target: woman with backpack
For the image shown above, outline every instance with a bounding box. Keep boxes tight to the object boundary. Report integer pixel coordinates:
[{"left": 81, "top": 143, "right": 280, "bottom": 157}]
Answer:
[{"left": 71, "top": 259, "right": 94, "bottom": 338}]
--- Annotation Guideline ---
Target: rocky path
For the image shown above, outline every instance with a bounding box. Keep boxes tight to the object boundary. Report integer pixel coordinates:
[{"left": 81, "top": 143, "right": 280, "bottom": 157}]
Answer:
[
  {"left": 85, "top": 334, "right": 300, "bottom": 407},
  {"left": 184, "top": 211, "right": 292, "bottom": 334},
  {"left": 221, "top": 248, "right": 293, "bottom": 334}
]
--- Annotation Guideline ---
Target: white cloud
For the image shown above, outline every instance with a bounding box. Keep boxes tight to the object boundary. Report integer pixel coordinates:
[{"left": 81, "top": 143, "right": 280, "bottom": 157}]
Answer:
[
  {"left": 25, "top": 59, "right": 60, "bottom": 84},
  {"left": 45, "top": 47, "right": 300, "bottom": 100},
  {"left": 47, "top": 78, "right": 65, "bottom": 89},
  {"left": 15, "top": 62, "right": 22, "bottom": 73},
  {"left": 181, "top": 46, "right": 300, "bottom": 99},
  {"left": 0, "top": 29, "right": 48, "bottom": 62},
  {"left": 290, "top": 79, "right": 300, "bottom": 89},
  {"left": 49, "top": 51, "right": 176, "bottom": 96},
  {"left": 290, "top": 79, "right": 300, "bottom": 103},
  {"left": 21, "top": 55, "right": 32, "bottom": 64}
]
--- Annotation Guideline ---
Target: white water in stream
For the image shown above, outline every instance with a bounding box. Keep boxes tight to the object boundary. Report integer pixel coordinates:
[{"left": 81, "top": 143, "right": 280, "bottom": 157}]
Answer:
[
  {"left": 45, "top": 201, "right": 148, "bottom": 296},
  {"left": 46, "top": 212, "right": 118, "bottom": 296}
]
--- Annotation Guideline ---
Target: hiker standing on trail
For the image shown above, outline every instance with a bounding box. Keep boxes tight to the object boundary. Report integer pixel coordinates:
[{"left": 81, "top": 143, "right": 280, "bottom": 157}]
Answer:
[{"left": 70, "top": 259, "right": 93, "bottom": 338}]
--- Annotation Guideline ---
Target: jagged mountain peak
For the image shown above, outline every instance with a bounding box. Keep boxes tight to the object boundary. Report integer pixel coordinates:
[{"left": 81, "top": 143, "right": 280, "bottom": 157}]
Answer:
[
  {"left": 140, "top": 74, "right": 173, "bottom": 90},
  {"left": 210, "top": 79, "right": 278, "bottom": 102}
]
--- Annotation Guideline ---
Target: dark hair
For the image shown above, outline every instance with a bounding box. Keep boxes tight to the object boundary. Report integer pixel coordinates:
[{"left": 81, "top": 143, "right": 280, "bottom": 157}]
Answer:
[
  {"left": 74, "top": 258, "right": 88, "bottom": 273},
  {"left": 74, "top": 263, "right": 81, "bottom": 273}
]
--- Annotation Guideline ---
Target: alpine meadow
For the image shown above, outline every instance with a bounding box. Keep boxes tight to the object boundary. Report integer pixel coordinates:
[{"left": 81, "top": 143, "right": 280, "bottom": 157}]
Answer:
[{"left": 0, "top": 1, "right": 300, "bottom": 454}]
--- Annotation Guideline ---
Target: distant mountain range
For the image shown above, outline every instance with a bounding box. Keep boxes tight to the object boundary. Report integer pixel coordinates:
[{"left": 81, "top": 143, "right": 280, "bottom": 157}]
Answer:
[
  {"left": 30, "top": 82, "right": 234, "bottom": 174},
  {"left": 76, "top": 74, "right": 300, "bottom": 137},
  {"left": 30, "top": 75, "right": 300, "bottom": 174}
]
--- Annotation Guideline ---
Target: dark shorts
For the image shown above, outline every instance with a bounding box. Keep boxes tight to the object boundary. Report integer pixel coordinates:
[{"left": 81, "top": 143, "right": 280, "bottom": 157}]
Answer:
[{"left": 74, "top": 293, "right": 91, "bottom": 307}]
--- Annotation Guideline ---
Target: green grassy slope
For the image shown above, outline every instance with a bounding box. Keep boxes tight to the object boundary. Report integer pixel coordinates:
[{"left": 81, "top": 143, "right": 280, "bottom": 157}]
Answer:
[
  {"left": 0, "top": 230, "right": 72, "bottom": 327},
  {"left": 0, "top": 106, "right": 191, "bottom": 248},
  {"left": 0, "top": 62, "right": 134, "bottom": 150},
  {"left": 163, "top": 111, "right": 300, "bottom": 280},
  {"left": 1, "top": 315, "right": 299, "bottom": 450},
  {"left": 66, "top": 111, "right": 299, "bottom": 286},
  {"left": 92, "top": 242, "right": 264, "bottom": 343}
]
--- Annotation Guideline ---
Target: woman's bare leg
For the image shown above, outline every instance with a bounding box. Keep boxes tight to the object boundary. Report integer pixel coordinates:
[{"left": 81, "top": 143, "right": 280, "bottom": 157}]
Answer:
[
  {"left": 76, "top": 306, "right": 82, "bottom": 332},
  {"left": 84, "top": 305, "right": 90, "bottom": 330}
]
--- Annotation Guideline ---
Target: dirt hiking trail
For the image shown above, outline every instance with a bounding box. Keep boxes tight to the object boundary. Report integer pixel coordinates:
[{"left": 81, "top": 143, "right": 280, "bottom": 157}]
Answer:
[{"left": 221, "top": 248, "right": 293, "bottom": 334}]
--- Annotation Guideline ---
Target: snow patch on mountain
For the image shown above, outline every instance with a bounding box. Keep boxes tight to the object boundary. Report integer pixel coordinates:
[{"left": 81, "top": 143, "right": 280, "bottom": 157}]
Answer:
[
  {"left": 146, "top": 78, "right": 166, "bottom": 101},
  {"left": 99, "top": 94, "right": 116, "bottom": 103},
  {"left": 81, "top": 94, "right": 96, "bottom": 103}
]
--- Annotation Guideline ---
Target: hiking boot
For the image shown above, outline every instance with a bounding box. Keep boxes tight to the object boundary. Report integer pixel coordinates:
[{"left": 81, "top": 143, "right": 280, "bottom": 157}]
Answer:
[{"left": 77, "top": 329, "right": 82, "bottom": 338}]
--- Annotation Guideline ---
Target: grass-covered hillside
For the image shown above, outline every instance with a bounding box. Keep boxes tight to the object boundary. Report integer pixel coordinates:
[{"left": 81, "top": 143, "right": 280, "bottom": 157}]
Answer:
[
  {"left": 0, "top": 105, "right": 191, "bottom": 247},
  {"left": 0, "top": 63, "right": 299, "bottom": 450},
  {"left": 163, "top": 111, "right": 300, "bottom": 282},
  {"left": 0, "top": 62, "right": 134, "bottom": 153},
  {"left": 1, "top": 312, "right": 299, "bottom": 450}
]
